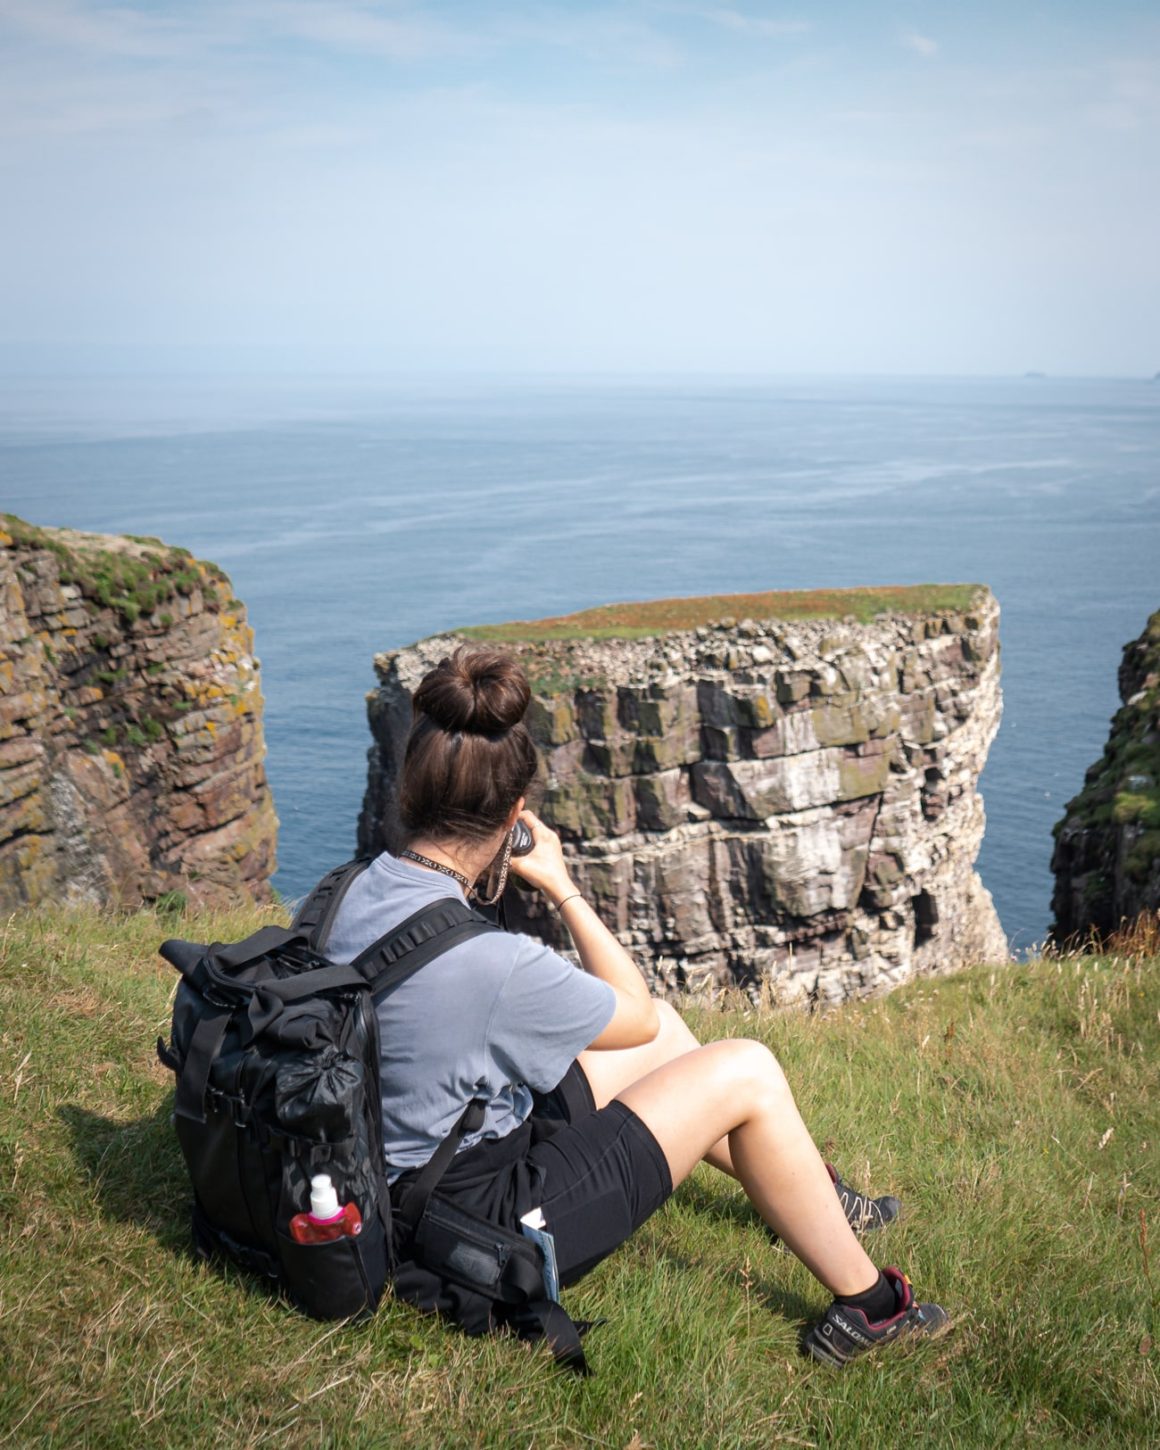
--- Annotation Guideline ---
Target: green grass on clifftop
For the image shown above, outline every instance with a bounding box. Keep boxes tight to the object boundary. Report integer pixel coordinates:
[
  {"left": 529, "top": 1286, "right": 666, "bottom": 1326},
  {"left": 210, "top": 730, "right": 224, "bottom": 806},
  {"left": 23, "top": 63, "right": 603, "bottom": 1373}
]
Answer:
[
  {"left": 1, "top": 908, "right": 1157, "bottom": 1448},
  {"left": 1, "top": 513, "right": 229, "bottom": 625},
  {"left": 457, "top": 584, "right": 985, "bottom": 642}
]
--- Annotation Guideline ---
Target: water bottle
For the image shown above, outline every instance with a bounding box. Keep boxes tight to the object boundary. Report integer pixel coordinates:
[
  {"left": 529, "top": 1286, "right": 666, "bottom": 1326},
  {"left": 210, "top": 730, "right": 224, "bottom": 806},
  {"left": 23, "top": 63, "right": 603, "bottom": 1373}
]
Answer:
[{"left": 288, "top": 1174, "right": 362, "bottom": 1245}]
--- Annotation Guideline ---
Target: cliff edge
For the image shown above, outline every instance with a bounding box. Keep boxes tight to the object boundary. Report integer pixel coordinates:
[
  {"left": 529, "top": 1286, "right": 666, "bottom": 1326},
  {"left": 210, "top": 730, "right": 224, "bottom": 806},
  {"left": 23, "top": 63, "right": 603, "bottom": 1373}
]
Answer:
[
  {"left": 0, "top": 515, "right": 276, "bottom": 910},
  {"left": 360, "top": 584, "right": 1009, "bottom": 1005},
  {"left": 1051, "top": 608, "right": 1160, "bottom": 941}
]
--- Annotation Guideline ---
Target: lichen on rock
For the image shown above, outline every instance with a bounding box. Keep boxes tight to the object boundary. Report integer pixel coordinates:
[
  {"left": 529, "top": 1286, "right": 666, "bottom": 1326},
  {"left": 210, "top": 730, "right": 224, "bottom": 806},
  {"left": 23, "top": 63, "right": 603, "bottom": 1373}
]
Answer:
[
  {"left": 1051, "top": 608, "right": 1160, "bottom": 942},
  {"left": 0, "top": 515, "right": 277, "bottom": 910},
  {"left": 359, "top": 583, "right": 1009, "bottom": 1006}
]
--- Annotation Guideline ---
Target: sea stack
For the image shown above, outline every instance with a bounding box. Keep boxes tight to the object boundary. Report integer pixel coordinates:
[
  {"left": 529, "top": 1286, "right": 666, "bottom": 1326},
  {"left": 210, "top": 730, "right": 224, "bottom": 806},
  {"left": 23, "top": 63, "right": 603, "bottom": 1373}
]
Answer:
[
  {"left": 1051, "top": 608, "right": 1160, "bottom": 942},
  {"left": 360, "top": 584, "right": 1009, "bottom": 1005},
  {"left": 0, "top": 515, "right": 277, "bottom": 910}
]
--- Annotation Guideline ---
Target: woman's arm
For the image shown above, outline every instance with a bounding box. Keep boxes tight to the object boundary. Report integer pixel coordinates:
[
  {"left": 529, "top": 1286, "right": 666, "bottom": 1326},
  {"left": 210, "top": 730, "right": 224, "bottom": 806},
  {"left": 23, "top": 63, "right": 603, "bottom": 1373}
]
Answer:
[{"left": 510, "top": 809, "right": 660, "bottom": 1050}]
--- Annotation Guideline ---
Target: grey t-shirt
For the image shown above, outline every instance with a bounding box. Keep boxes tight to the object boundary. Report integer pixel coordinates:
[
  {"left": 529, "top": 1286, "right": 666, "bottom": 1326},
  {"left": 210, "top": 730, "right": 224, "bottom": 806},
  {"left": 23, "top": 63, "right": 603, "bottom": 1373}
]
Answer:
[{"left": 325, "top": 853, "right": 616, "bottom": 1178}]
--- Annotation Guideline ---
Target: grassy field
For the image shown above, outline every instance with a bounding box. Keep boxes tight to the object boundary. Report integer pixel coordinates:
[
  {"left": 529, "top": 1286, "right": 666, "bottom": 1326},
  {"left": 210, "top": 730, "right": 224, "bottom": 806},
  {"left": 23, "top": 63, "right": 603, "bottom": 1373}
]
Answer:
[
  {"left": 457, "top": 584, "right": 984, "bottom": 642},
  {"left": 1, "top": 907, "right": 1157, "bottom": 1449}
]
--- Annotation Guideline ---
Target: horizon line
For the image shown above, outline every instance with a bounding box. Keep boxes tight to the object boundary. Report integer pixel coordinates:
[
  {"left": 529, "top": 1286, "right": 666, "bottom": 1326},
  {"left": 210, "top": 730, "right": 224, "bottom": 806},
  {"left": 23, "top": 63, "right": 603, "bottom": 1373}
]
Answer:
[{"left": 0, "top": 361, "right": 1156, "bottom": 385}]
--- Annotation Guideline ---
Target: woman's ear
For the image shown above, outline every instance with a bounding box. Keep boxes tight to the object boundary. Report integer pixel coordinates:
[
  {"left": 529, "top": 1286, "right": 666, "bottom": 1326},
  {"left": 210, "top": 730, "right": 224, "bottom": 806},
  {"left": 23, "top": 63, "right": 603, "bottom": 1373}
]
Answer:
[{"left": 505, "top": 797, "right": 526, "bottom": 830}]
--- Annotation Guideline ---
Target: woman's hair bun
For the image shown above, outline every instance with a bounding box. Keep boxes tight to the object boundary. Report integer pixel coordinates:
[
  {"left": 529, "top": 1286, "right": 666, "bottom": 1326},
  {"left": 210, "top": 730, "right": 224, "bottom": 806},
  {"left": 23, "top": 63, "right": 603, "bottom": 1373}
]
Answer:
[{"left": 413, "top": 646, "right": 530, "bottom": 735}]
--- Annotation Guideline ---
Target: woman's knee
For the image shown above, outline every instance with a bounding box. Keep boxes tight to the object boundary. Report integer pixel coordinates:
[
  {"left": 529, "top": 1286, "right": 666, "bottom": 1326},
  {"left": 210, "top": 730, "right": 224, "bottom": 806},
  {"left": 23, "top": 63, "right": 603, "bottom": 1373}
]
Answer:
[
  {"left": 617, "top": 1036, "right": 795, "bottom": 1172},
  {"left": 705, "top": 1038, "right": 791, "bottom": 1109}
]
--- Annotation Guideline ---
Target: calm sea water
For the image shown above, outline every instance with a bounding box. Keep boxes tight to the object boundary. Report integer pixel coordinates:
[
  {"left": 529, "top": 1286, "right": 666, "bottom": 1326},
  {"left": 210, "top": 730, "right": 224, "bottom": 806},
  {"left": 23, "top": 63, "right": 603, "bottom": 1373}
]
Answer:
[{"left": 2, "top": 374, "right": 1157, "bottom": 952}]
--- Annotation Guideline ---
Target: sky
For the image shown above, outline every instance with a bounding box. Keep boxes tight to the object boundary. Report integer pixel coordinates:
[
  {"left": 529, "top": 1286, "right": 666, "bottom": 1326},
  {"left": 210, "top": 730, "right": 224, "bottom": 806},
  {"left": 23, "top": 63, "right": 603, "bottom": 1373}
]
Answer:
[{"left": 0, "top": 0, "right": 1157, "bottom": 377}]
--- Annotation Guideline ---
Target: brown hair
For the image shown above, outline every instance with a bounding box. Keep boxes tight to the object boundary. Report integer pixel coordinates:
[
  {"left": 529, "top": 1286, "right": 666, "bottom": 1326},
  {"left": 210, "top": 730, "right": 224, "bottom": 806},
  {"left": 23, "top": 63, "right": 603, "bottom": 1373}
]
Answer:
[{"left": 399, "top": 646, "right": 539, "bottom": 844}]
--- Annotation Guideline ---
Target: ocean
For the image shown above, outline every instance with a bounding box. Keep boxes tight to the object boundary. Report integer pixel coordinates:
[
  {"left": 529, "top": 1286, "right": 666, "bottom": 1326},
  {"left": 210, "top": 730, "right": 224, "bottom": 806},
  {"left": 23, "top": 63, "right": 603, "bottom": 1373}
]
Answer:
[{"left": 2, "top": 373, "right": 1157, "bottom": 952}]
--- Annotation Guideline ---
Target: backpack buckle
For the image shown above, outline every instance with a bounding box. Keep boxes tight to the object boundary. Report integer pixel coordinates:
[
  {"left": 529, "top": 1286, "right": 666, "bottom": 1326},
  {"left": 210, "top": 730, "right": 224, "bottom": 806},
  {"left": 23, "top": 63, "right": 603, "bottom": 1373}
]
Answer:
[{"left": 204, "top": 1085, "right": 251, "bottom": 1129}]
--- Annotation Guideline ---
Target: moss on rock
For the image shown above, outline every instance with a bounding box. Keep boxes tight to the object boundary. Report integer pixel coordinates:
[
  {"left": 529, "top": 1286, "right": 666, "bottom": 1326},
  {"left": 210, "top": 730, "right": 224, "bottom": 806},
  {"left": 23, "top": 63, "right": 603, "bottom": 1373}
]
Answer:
[
  {"left": 2, "top": 513, "right": 226, "bottom": 626},
  {"left": 1051, "top": 608, "right": 1160, "bottom": 940}
]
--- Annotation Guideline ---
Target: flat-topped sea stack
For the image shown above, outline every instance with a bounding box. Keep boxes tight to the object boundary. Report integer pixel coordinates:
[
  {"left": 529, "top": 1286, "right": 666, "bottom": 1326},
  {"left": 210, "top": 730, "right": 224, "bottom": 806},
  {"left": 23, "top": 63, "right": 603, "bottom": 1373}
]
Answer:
[
  {"left": 0, "top": 515, "right": 276, "bottom": 911},
  {"left": 360, "top": 585, "right": 1010, "bottom": 1005},
  {"left": 1051, "top": 607, "right": 1160, "bottom": 942}
]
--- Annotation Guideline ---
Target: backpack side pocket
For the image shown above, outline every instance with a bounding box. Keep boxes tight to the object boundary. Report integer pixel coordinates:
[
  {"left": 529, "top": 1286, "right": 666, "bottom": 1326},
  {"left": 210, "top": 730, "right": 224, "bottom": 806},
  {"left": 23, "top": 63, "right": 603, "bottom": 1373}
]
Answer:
[{"left": 275, "top": 1210, "right": 388, "bottom": 1321}]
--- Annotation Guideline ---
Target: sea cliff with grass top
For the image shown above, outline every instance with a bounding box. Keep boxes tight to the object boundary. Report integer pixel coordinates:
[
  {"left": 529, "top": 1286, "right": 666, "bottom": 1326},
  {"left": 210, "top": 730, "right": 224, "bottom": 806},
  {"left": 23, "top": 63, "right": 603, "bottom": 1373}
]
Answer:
[
  {"left": 0, "top": 514, "right": 276, "bottom": 911},
  {"left": 1052, "top": 606, "right": 1160, "bottom": 944},
  {"left": 361, "top": 582, "right": 1010, "bottom": 1005}
]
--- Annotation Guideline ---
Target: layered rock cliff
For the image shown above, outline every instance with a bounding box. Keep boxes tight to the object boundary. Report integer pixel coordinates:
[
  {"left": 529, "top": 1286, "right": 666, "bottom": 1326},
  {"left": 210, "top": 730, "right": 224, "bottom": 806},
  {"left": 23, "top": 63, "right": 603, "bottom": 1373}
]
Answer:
[
  {"left": 1051, "top": 608, "right": 1160, "bottom": 942},
  {"left": 360, "top": 585, "right": 1009, "bottom": 1005},
  {"left": 0, "top": 515, "right": 276, "bottom": 910}
]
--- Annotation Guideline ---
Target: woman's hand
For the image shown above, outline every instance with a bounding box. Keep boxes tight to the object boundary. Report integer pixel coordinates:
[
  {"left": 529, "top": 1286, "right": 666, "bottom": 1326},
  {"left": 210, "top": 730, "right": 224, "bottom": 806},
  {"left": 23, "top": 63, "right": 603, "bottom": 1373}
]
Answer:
[{"left": 508, "top": 808, "right": 577, "bottom": 906}]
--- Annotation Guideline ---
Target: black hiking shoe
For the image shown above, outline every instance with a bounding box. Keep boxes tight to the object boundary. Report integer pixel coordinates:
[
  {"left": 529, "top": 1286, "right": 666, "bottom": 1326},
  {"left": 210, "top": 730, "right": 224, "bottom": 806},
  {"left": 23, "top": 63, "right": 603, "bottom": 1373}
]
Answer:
[
  {"left": 803, "top": 1267, "right": 950, "bottom": 1368},
  {"left": 827, "top": 1163, "right": 902, "bottom": 1235}
]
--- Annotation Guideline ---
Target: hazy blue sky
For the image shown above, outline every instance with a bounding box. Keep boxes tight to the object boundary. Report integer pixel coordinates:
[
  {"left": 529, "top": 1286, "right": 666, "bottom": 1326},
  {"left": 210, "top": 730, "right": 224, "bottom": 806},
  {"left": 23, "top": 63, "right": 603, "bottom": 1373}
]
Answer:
[{"left": 1, "top": 1, "right": 1157, "bottom": 375}]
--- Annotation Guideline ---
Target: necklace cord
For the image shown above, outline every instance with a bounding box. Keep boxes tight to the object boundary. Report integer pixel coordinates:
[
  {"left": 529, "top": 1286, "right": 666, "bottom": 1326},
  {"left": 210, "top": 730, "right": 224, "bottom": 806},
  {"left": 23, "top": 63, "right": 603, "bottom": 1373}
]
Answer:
[{"left": 398, "top": 848, "right": 473, "bottom": 893}]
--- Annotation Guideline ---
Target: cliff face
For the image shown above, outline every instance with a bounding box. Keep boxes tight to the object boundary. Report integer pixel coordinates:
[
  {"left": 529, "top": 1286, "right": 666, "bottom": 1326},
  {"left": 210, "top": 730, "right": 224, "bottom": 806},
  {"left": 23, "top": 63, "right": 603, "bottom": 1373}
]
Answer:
[
  {"left": 1051, "top": 609, "right": 1160, "bottom": 942},
  {"left": 0, "top": 515, "right": 276, "bottom": 910},
  {"left": 360, "top": 584, "right": 1009, "bottom": 1005}
]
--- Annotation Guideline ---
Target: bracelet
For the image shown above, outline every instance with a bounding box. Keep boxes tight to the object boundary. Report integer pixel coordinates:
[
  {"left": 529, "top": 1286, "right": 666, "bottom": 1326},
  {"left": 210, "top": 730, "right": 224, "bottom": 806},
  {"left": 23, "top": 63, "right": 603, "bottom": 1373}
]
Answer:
[{"left": 554, "top": 892, "right": 583, "bottom": 912}]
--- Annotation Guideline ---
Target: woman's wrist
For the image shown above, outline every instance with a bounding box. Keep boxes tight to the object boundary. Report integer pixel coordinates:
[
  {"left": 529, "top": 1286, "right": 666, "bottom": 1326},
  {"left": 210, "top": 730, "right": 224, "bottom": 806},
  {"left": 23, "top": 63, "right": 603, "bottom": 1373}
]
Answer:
[{"left": 547, "top": 879, "right": 580, "bottom": 909}]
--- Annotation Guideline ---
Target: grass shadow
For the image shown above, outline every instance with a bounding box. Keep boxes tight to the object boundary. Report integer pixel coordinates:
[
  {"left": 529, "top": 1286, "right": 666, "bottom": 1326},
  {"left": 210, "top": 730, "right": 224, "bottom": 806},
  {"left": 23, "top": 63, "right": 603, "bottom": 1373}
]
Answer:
[
  {"left": 674, "top": 1174, "right": 764, "bottom": 1231},
  {"left": 651, "top": 1244, "right": 818, "bottom": 1328},
  {"left": 59, "top": 1096, "right": 196, "bottom": 1256},
  {"left": 59, "top": 1098, "right": 300, "bottom": 1312}
]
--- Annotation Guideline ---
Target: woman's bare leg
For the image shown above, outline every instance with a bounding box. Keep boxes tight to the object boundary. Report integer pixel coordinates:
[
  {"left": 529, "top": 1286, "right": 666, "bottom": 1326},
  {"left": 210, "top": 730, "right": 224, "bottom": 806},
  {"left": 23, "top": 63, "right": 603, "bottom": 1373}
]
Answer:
[
  {"left": 580, "top": 1001, "right": 739, "bottom": 1175},
  {"left": 615, "top": 1038, "right": 878, "bottom": 1296}
]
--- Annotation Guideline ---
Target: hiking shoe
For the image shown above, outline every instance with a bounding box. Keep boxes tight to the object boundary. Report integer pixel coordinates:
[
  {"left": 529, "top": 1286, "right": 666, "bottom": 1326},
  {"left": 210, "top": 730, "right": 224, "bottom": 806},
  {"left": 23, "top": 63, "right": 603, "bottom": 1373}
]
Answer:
[
  {"left": 803, "top": 1268, "right": 950, "bottom": 1368},
  {"left": 827, "top": 1163, "right": 902, "bottom": 1235}
]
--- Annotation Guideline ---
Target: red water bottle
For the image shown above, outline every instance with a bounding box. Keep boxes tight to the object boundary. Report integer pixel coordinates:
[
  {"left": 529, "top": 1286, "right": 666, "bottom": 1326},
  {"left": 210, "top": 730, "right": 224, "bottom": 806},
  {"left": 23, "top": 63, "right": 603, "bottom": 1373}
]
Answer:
[{"left": 289, "top": 1174, "right": 362, "bottom": 1245}]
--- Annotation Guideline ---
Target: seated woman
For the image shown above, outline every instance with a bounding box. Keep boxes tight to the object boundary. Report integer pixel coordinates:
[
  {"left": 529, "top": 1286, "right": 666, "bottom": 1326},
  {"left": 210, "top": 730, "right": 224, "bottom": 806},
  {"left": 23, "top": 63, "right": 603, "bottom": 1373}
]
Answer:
[{"left": 325, "top": 646, "right": 949, "bottom": 1367}]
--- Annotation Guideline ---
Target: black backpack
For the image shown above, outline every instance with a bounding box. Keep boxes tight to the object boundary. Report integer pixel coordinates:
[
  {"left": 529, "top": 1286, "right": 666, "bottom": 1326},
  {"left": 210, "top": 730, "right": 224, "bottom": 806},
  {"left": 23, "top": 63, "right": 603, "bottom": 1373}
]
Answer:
[{"left": 156, "top": 859, "right": 591, "bottom": 1371}]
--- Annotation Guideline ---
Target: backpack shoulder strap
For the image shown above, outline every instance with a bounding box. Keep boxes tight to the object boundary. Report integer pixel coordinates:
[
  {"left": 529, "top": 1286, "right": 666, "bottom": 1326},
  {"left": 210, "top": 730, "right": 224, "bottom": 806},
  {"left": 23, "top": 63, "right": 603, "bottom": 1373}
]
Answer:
[
  {"left": 352, "top": 897, "right": 497, "bottom": 997},
  {"left": 395, "top": 1097, "right": 487, "bottom": 1237},
  {"left": 292, "top": 857, "right": 373, "bottom": 950},
  {"left": 203, "top": 898, "right": 492, "bottom": 1007}
]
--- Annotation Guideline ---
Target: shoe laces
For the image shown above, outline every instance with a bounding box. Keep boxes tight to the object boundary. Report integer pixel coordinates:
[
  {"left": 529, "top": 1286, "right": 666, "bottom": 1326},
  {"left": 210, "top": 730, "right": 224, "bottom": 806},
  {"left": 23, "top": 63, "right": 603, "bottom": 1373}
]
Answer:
[{"left": 835, "top": 1177, "right": 886, "bottom": 1233}]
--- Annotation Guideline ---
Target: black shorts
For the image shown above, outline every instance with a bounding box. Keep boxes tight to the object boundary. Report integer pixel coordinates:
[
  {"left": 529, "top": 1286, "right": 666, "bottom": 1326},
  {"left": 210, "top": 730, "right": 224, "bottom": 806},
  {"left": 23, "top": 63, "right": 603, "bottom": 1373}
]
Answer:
[{"left": 419, "top": 1063, "right": 673, "bottom": 1288}]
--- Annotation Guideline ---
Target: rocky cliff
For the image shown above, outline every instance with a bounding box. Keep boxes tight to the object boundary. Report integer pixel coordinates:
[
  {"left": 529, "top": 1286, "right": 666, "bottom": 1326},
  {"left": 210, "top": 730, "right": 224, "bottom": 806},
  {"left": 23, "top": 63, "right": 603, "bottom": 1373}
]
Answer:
[
  {"left": 0, "top": 515, "right": 276, "bottom": 910},
  {"left": 360, "top": 584, "right": 1009, "bottom": 1005},
  {"left": 1051, "top": 608, "right": 1160, "bottom": 942}
]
